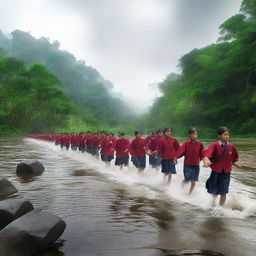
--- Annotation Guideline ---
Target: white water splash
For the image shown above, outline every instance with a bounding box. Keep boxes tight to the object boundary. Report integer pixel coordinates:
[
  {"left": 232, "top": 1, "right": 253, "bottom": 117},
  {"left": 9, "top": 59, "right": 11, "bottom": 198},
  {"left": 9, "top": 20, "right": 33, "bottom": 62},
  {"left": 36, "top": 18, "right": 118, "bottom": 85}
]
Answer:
[{"left": 25, "top": 138, "right": 256, "bottom": 219}]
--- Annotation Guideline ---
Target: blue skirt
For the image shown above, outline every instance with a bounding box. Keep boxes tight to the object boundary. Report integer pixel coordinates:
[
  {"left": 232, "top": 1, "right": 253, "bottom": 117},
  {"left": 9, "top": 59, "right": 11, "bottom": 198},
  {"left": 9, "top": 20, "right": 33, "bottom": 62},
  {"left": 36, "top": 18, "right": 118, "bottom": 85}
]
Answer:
[
  {"left": 131, "top": 156, "right": 146, "bottom": 169},
  {"left": 183, "top": 165, "right": 200, "bottom": 182},
  {"left": 149, "top": 155, "right": 162, "bottom": 167},
  {"left": 115, "top": 156, "right": 129, "bottom": 166},
  {"left": 206, "top": 170, "right": 231, "bottom": 195},
  {"left": 101, "top": 155, "right": 114, "bottom": 162},
  {"left": 161, "top": 159, "right": 176, "bottom": 174}
]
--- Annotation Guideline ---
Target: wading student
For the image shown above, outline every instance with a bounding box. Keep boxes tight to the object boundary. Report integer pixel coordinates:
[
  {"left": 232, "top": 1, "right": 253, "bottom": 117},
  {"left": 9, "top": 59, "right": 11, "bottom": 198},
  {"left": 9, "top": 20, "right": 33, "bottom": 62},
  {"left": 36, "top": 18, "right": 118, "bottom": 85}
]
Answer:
[
  {"left": 115, "top": 132, "right": 130, "bottom": 169},
  {"left": 147, "top": 129, "right": 163, "bottom": 169},
  {"left": 176, "top": 128, "right": 204, "bottom": 194},
  {"left": 204, "top": 127, "right": 241, "bottom": 206},
  {"left": 129, "top": 131, "right": 146, "bottom": 173},
  {"left": 156, "top": 128, "right": 180, "bottom": 185},
  {"left": 100, "top": 133, "right": 115, "bottom": 166}
]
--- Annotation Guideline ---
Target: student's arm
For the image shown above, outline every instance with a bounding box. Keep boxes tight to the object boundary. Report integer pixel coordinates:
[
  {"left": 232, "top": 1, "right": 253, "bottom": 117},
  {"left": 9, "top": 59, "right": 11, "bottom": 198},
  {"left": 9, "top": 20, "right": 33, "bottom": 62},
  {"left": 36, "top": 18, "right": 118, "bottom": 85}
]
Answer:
[
  {"left": 176, "top": 141, "right": 186, "bottom": 159},
  {"left": 203, "top": 143, "right": 215, "bottom": 167},
  {"left": 173, "top": 139, "right": 180, "bottom": 164},
  {"left": 199, "top": 142, "right": 205, "bottom": 161},
  {"left": 232, "top": 146, "right": 241, "bottom": 168},
  {"left": 129, "top": 140, "right": 135, "bottom": 156}
]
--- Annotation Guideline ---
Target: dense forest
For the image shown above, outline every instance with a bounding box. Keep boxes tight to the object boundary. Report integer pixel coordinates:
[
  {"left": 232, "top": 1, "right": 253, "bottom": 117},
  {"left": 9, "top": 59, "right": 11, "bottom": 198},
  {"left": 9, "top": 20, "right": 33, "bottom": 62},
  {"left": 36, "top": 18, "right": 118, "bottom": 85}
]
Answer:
[
  {"left": 0, "top": 29, "right": 135, "bottom": 135},
  {"left": 0, "top": 0, "right": 256, "bottom": 137},
  {"left": 145, "top": 0, "right": 256, "bottom": 136}
]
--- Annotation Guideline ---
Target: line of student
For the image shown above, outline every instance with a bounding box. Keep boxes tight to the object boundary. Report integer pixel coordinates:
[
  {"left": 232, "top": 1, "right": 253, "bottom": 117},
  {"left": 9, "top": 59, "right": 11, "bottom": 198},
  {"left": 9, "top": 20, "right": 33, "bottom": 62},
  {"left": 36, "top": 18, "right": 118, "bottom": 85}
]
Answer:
[{"left": 28, "top": 126, "right": 241, "bottom": 207}]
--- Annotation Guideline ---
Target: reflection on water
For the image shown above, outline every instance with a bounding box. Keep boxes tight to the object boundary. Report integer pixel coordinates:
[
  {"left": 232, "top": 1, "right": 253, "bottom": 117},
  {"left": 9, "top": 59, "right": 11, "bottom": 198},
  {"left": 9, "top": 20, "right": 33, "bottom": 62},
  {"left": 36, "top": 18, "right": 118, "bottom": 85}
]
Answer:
[{"left": 0, "top": 137, "right": 255, "bottom": 256}]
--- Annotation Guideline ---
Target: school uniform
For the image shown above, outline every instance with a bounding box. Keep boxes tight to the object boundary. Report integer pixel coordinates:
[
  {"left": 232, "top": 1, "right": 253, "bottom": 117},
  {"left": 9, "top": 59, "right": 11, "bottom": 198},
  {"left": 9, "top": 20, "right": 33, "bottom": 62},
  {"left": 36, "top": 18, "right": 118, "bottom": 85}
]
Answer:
[
  {"left": 146, "top": 136, "right": 162, "bottom": 167},
  {"left": 176, "top": 140, "right": 204, "bottom": 181},
  {"left": 129, "top": 138, "right": 146, "bottom": 169},
  {"left": 115, "top": 138, "right": 130, "bottom": 166},
  {"left": 100, "top": 138, "right": 115, "bottom": 162},
  {"left": 157, "top": 136, "right": 180, "bottom": 174},
  {"left": 204, "top": 141, "right": 239, "bottom": 195}
]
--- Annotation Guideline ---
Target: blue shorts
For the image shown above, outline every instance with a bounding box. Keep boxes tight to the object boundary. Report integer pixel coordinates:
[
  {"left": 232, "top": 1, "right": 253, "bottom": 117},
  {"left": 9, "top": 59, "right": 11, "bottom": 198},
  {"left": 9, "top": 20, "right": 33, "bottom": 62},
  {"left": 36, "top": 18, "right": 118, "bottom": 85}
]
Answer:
[
  {"left": 131, "top": 156, "right": 146, "bottom": 169},
  {"left": 101, "top": 155, "right": 114, "bottom": 162},
  {"left": 115, "top": 156, "right": 129, "bottom": 166},
  {"left": 206, "top": 170, "right": 231, "bottom": 195},
  {"left": 161, "top": 159, "right": 176, "bottom": 174},
  {"left": 149, "top": 155, "right": 162, "bottom": 167},
  {"left": 91, "top": 148, "right": 99, "bottom": 156},
  {"left": 183, "top": 165, "right": 200, "bottom": 182}
]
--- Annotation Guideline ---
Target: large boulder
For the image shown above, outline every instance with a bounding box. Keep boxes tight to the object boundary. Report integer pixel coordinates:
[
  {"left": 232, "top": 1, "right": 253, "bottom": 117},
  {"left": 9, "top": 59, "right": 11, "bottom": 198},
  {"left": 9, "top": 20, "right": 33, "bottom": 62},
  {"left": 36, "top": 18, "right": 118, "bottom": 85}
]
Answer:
[
  {"left": 0, "top": 209, "right": 66, "bottom": 256},
  {"left": 0, "top": 178, "right": 18, "bottom": 198},
  {"left": 16, "top": 160, "right": 45, "bottom": 176},
  {"left": 0, "top": 199, "right": 34, "bottom": 230}
]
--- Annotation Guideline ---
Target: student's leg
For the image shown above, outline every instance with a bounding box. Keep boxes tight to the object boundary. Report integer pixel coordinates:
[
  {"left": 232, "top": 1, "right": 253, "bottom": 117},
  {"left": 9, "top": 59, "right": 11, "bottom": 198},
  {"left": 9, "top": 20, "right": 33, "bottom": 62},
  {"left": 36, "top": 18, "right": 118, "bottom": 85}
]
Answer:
[
  {"left": 220, "top": 194, "right": 226, "bottom": 206},
  {"left": 211, "top": 195, "right": 217, "bottom": 207},
  {"left": 167, "top": 173, "right": 172, "bottom": 184},
  {"left": 189, "top": 181, "right": 196, "bottom": 194},
  {"left": 162, "top": 173, "right": 167, "bottom": 184}
]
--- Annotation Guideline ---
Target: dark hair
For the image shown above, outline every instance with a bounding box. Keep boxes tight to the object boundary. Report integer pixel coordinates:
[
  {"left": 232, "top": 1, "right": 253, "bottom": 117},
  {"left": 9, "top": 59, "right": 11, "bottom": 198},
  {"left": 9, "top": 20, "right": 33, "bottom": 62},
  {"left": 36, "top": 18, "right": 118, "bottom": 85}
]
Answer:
[
  {"left": 134, "top": 130, "right": 142, "bottom": 136},
  {"left": 217, "top": 127, "right": 229, "bottom": 135},
  {"left": 110, "top": 133, "right": 114, "bottom": 136},
  {"left": 188, "top": 127, "right": 197, "bottom": 134},
  {"left": 156, "top": 129, "right": 163, "bottom": 134},
  {"left": 164, "top": 127, "right": 172, "bottom": 133},
  {"left": 118, "top": 132, "right": 125, "bottom": 137}
]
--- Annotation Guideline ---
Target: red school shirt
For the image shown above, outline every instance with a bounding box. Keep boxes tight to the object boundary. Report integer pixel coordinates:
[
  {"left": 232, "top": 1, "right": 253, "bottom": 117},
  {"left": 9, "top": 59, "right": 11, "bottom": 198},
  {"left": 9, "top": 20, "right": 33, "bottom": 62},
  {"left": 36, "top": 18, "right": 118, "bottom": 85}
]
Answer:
[
  {"left": 176, "top": 140, "right": 204, "bottom": 166},
  {"left": 204, "top": 141, "right": 239, "bottom": 173},
  {"left": 101, "top": 137, "right": 115, "bottom": 155},
  {"left": 115, "top": 138, "right": 130, "bottom": 157},
  {"left": 129, "top": 138, "right": 146, "bottom": 156},
  {"left": 157, "top": 136, "right": 180, "bottom": 160}
]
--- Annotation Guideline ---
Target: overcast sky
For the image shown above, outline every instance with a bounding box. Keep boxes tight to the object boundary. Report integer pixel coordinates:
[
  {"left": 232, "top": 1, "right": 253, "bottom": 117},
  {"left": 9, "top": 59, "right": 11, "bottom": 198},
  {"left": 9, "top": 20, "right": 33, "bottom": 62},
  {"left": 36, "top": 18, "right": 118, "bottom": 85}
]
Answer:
[{"left": 0, "top": 0, "right": 242, "bottom": 111}]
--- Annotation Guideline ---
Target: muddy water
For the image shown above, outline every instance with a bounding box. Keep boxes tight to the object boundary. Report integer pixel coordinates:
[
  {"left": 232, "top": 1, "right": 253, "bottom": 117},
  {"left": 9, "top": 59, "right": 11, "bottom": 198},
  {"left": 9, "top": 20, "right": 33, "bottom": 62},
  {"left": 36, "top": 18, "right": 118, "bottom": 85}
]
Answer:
[{"left": 0, "top": 137, "right": 255, "bottom": 256}]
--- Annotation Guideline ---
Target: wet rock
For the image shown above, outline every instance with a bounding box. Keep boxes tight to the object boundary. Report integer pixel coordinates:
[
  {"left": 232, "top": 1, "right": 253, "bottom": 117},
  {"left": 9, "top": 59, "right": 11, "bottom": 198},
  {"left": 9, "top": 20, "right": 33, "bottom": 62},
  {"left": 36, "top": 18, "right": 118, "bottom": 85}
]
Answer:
[
  {"left": 0, "top": 178, "right": 18, "bottom": 198},
  {"left": 16, "top": 160, "right": 44, "bottom": 176},
  {"left": 0, "top": 199, "right": 34, "bottom": 230},
  {"left": 0, "top": 209, "right": 66, "bottom": 256},
  {"left": 71, "top": 169, "right": 99, "bottom": 176}
]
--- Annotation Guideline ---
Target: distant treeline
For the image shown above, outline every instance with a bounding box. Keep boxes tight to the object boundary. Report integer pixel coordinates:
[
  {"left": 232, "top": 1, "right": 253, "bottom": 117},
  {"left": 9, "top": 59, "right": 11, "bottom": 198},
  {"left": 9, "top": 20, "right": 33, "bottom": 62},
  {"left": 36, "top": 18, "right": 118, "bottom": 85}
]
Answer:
[
  {"left": 1, "top": 0, "right": 256, "bottom": 137},
  {"left": 0, "top": 29, "right": 136, "bottom": 135},
  {"left": 144, "top": 0, "right": 256, "bottom": 137}
]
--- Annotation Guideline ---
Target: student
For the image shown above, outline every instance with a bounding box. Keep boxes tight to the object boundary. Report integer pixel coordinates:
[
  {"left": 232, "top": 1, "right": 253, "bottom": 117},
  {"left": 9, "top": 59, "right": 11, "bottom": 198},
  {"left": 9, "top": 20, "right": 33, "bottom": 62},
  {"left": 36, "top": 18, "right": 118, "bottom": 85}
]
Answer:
[
  {"left": 129, "top": 131, "right": 146, "bottom": 173},
  {"left": 176, "top": 128, "right": 204, "bottom": 194},
  {"left": 100, "top": 133, "right": 115, "bottom": 166},
  {"left": 144, "top": 131, "right": 154, "bottom": 145},
  {"left": 156, "top": 128, "right": 180, "bottom": 185},
  {"left": 204, "top": 127, "right": 241, "bottom": 206},
  {"left": 147, "top": 129, "right": 163, "bottom": 169},
  {"left": 115, "top": 132, "right": 130, "bottom": 169}
]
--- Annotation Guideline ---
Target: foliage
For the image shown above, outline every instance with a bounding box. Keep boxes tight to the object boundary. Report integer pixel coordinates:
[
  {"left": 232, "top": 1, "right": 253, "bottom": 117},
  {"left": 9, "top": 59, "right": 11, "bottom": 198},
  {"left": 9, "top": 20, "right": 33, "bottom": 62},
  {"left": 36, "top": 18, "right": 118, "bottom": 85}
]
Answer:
[
  {"left": 146, "top": 0, "right": 256, "bottom": 137},
  {"left": 0, "top": 56, "right": 72, "bottom": 134}
]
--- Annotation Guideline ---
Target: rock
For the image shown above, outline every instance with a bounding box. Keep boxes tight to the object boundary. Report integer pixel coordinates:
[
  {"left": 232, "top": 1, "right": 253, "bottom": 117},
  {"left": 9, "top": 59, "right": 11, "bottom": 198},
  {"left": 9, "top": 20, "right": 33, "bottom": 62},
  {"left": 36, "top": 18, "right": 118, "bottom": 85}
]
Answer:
[
  {"left": 0, "top": 199, "right": 34, "bottom": 230},
  {"left": 0, "top": 178, "right": 18, "bottom": 198},
  {"left": 0, "top": 209, "right": 66, "bottom": 256},
  {"left": 16, "top": 160, "right": 45, "bottom": 176}
]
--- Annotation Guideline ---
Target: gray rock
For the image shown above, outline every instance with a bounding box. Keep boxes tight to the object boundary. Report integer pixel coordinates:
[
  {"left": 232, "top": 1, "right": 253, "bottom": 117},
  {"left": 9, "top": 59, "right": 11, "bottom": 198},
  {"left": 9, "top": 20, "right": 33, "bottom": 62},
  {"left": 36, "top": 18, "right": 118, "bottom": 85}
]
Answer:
[
  {"left": 0, "top": 199, "right": 34, "bottom": 230},
  {"left": 16, "top": 160, "right": 45, "bottom": 176},
  {"left": 0, "top": 178, "right": 18, "bottom": 198},
  {"left": 0, "top": 209, "right": 66, "bottom": 256}
]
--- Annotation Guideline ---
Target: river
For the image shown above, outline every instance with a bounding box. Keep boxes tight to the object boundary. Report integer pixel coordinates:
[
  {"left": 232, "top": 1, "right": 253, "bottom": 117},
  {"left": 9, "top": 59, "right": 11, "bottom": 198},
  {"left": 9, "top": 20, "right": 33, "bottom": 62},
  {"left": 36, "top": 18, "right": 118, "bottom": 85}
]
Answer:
[{"left": 0, "top": 137, "right": 255, "bottom": 256}]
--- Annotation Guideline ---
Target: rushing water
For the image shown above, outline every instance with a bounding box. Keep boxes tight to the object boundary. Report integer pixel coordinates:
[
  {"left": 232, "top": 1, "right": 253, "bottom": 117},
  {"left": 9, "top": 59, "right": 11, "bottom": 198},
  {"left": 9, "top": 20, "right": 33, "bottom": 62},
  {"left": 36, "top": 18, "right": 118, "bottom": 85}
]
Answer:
[{"left": 0, "top": 137, "right": 255, "bottom": 256}]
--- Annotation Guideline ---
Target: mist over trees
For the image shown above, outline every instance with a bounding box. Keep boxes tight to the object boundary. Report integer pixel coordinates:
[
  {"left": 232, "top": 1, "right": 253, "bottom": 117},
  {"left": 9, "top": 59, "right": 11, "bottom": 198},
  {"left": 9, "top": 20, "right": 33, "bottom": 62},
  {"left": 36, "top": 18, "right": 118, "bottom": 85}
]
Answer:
[
  {"left": 0, "top": 56, "right": 71, "bottom": 134},
  {"left": 1, "top": 0, "right": 255, "bottom": 137},
  {"left": 0, "top": 29, "right": 131, "bottom": 134},
  {"left": 146, "top": 0, "right": 256, "bottom": 136}
]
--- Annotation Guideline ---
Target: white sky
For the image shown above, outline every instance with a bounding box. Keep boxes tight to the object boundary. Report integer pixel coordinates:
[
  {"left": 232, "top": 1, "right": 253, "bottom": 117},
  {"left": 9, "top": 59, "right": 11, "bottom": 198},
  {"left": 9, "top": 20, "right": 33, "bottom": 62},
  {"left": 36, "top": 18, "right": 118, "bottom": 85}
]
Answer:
[{"left": 0, "top": 0, "right": 242, "bottom": 111}]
